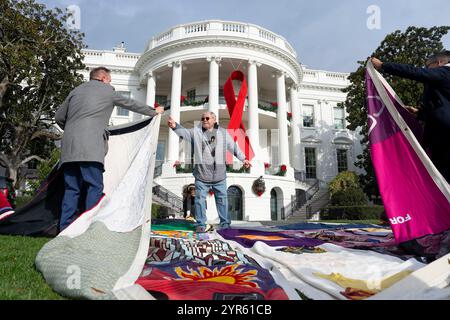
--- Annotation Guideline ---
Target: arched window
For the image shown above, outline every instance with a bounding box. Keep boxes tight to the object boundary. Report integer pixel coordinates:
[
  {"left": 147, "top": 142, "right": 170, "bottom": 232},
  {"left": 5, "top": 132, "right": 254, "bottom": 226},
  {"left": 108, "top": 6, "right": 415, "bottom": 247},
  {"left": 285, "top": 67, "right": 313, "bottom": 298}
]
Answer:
[
  {"left": 227, "top": 186, "right": 243, "bottom": 221},
  {"left": 270, "top": 189, "right": 278, "bottom": 221}
]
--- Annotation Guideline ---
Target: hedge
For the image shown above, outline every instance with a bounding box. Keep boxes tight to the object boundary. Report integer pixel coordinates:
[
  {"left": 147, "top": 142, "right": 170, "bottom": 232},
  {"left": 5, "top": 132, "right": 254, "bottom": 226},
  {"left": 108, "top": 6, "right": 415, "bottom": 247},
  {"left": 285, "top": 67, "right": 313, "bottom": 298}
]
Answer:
[{"left": 320, "top": 205, "right": 385, "bottom": 220}]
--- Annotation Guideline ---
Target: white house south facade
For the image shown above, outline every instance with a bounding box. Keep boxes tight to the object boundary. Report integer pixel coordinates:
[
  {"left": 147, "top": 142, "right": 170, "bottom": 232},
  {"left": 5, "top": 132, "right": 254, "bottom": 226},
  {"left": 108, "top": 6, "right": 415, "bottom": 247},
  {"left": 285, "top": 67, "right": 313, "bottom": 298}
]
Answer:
[{"left": 79, "top": 20, "right": 363, "bottom": 222}]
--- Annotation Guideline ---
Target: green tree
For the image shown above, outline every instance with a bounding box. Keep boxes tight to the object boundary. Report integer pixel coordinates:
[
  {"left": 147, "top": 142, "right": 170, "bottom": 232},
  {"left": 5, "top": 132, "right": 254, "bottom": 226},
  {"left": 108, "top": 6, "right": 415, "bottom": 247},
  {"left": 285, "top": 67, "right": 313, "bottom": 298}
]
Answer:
[
  {"left": 26, "top": 148, "right": 60, "bottom": 195},
  {"left": 0, "top": 0, "right": 85, "bottom": 188},
  {"left": 341, "top": 26, "right": 450, "bottom": 199}
]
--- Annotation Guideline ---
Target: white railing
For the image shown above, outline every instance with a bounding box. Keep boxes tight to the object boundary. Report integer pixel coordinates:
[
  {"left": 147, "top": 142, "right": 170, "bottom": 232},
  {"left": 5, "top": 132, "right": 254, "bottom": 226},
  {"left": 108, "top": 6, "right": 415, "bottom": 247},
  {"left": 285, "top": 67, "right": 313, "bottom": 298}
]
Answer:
[
  {"left": 325, "top": 72, "right": 348, "bottom": 81},
  {"left": 116, "top": 53, "right": 140, "bottom": 60},
  {"left": 222, "top": 22, "right": 246, "bottom": 33},
  {"left": 185, "top": 23, "right": 208, "bottom": 34},
  {"left": 302, "top": 69, "right": 349, "bottom": 84},
  {"left": 259, "top": 29, "right": 276, "bottom": 43},
  {"left": 148, "top": 21, "right": 297, "bottom": 57},
  {"left": 155, "top": 30, "right": 173, "bottom": 44}
]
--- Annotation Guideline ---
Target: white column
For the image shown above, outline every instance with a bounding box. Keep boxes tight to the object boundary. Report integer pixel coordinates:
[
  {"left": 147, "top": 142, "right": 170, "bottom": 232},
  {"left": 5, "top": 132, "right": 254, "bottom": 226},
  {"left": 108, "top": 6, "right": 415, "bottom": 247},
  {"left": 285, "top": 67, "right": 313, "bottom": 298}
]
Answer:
[
  {"left": 247, "top": 60, "right": 262, "bottom": 173},
  {"left": 207, "top": 56, "right": 221, "bottom": 120},
  {"left": 276, "top": 71, "right": 290, "bottom": 166},
  {"left": 167, "top": 61, "right": 182, "bottom": 163},
  {"left": 145, "top": 71, "right": 156, "bottom": 107},
  {"left": 290, "top": 85, "right": 302, "bottom": 172}
]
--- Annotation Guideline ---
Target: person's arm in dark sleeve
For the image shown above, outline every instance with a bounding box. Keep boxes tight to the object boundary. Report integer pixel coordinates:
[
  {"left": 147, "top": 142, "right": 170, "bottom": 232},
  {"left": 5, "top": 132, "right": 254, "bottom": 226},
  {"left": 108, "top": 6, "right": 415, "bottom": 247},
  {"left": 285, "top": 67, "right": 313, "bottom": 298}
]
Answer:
[
  {"left": 113, "top": 91, "right": 157, "bottom": 117},
  {"left": 381, "top": 62, "right": 447, "bottom": 83}
]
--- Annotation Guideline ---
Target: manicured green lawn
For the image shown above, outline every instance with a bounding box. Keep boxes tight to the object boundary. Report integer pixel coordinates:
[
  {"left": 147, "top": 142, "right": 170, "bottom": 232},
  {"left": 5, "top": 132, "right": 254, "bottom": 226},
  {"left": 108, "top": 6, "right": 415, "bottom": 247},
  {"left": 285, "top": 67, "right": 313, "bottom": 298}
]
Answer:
[{"left": 0, "top": 235, "right": 65, "bottom": 300}]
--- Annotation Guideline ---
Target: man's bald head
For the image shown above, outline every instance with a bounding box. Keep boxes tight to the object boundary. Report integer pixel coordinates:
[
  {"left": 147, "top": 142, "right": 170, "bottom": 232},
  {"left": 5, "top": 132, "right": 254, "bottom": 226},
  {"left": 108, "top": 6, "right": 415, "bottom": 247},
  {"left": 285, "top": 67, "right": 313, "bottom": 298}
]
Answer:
[{"left": 89, "top": 67, "right": 111, "bottom": 83}]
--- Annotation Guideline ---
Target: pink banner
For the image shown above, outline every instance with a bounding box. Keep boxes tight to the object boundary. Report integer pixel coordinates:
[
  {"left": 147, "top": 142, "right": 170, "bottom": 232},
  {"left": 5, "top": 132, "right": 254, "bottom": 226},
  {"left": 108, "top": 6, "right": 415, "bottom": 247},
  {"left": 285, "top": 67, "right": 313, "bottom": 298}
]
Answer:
[{"left": 366, "top": 64, "right": 450, "bottom": 243}]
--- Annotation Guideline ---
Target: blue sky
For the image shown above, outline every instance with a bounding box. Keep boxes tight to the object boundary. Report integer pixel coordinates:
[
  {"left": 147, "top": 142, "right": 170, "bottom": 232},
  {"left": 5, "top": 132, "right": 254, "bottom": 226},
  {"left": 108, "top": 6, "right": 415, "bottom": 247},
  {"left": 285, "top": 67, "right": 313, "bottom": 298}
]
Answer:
[{"left": 40, "top": 0, "right": 450, "bottom": 73}]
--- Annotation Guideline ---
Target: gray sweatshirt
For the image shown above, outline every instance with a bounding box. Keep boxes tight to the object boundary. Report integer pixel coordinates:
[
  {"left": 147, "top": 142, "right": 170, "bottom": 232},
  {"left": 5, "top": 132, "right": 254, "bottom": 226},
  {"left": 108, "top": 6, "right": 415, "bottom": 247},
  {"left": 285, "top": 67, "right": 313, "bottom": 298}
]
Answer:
[{"left": 173, "top": 123, "right": 246, "bottom": 183}]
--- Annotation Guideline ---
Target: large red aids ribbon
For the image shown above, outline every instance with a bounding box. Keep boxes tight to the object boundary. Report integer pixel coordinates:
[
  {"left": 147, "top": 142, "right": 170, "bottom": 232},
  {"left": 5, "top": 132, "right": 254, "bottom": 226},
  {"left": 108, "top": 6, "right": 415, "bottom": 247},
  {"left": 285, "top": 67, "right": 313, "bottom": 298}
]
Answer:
[{"left": 223, "top": 70, "right": 255, "bottom": 163}]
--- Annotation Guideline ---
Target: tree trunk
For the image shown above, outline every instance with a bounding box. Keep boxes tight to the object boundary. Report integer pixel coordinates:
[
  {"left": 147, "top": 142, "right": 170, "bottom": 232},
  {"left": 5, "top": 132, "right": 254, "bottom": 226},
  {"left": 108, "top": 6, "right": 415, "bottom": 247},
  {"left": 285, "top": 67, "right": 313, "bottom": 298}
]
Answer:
[{"left": 0, "top": 76, "right": 9, "bottom": 111}]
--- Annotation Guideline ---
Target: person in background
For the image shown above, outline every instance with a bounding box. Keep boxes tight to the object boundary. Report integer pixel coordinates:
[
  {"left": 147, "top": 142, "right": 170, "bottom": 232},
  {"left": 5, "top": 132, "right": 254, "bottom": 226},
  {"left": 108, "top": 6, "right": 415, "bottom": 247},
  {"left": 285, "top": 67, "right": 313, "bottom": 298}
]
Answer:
[
  {"left": 371, "top": 51, "right": 450, "bottom": 183},
  {"left": 183, "top": 184, "right": 196, "bottom": 221}
]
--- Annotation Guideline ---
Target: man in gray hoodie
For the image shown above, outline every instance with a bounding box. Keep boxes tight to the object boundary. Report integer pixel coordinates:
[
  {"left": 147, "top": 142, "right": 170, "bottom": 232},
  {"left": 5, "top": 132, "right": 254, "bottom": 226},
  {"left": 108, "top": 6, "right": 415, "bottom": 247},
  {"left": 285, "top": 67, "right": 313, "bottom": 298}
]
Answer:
[{"left": 168, "top": 112, "right": 251, "bottom": 232}]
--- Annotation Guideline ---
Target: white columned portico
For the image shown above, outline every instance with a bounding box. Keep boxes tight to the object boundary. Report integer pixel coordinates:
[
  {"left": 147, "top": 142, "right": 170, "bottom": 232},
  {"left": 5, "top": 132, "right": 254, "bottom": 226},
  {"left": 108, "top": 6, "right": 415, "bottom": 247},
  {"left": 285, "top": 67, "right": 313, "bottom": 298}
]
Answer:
[
  {"left": 290, "top": 84, "right": 302, "bottom": 172},
  {"left": 276, "top": 71, "right": 290, "bottom": 167},
  {"left": 167, "top": 61, "right": 183, "bottom": 164},
  {"left": 247, "top": 60, "right": 263, "bottom": 174},
  {"left": 207, "top": 56, "right": 221, "bottom": 120}
]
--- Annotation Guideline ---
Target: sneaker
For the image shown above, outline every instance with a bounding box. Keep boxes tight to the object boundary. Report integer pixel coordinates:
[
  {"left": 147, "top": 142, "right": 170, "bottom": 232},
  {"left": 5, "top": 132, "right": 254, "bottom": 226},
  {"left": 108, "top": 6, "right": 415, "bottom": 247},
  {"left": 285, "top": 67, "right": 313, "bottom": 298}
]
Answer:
[{"left": 195, "top": 224, "right": 214, "bottom": 233}]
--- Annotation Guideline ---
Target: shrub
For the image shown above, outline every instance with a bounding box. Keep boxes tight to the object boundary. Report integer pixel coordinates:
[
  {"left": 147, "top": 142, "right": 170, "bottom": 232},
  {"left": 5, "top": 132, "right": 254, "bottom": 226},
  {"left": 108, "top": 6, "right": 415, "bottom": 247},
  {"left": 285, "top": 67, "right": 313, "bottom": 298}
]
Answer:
[
  {"left": 329, "top": 171, "right": 360, "bottom": 196},
  {"left": 331, "top": 187, "right": 368, "bottom": 206},
  {"left": 321, "top": 205, "right": 385, "bottom": 220}
]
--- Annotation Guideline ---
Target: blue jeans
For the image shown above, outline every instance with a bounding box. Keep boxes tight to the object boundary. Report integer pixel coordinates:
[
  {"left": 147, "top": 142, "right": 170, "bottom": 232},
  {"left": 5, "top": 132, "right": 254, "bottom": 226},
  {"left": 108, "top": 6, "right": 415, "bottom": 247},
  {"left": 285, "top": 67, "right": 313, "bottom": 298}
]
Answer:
[
  {"left": 60, "top": 162, "right": 104, "bottom": 231},
  {"left": 194, "top": 179, "right": 229, "bottom": 228}
]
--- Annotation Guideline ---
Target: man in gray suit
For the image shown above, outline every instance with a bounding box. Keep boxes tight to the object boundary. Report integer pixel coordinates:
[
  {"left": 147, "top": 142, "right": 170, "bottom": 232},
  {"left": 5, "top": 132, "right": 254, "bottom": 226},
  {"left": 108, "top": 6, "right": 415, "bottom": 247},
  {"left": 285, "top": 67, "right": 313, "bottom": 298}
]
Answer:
[{"left": 55, "top": 67, "right": 164, "bottom": 231}]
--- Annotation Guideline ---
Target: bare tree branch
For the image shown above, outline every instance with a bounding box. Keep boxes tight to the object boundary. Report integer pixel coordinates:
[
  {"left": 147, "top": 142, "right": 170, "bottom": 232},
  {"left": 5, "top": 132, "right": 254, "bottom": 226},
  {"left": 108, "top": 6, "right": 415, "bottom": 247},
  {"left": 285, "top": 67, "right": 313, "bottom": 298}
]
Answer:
[
  {"left": 31, "top": 130, "right": 62, "bottom": 141},
  {"left": 19, "top": 155, "right": 45, "bottom": 166}
]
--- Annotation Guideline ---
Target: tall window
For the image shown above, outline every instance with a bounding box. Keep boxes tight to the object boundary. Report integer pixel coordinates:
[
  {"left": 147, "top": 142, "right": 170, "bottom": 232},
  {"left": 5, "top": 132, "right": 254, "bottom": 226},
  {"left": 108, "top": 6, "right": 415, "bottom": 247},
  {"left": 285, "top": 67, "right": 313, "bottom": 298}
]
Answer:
[
  {"left": 186, "top": 89, "right": 196, "bottom": 101},
  {"left": 115, "top": 91, "right": 130, "bottom": 117},
  {"left": 305, "top": 147, "right": 317, "bottom": 179},
  {"left": 333, "top": 107, "right": 345, "bottom": 129},
  {"left": 155, "top": 95, "right": 168, "bottom": 105},
  {"left": 336, "top": 149, "right": 348, "bottom": 173},
  {"left": 302, "top": 105, "right": 314, "bottom": 128}
]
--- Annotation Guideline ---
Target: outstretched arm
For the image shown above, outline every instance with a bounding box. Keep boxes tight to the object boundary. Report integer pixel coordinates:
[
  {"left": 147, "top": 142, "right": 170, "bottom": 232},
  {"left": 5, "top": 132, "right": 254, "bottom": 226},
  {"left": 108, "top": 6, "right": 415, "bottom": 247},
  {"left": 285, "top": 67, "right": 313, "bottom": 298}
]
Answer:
[
  {"left": 371, "top": 57, "right": 447, "bottom": 83},
  {"left": 225, "top": 130, "right": 251, "bottom": 168},
  {"left": 113, "top": 91, "right": 164, "bottom": 117},
  {"left": 168, "top": 116, "right": 193, "bottom": 142}
]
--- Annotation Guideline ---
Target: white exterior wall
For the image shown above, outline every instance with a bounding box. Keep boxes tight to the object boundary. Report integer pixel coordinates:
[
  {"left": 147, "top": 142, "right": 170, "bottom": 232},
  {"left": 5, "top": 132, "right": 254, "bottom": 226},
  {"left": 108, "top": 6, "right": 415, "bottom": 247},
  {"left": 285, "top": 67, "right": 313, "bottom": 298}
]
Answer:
[{"left": 79, "top": 20, "right": 363, "bottom": 222}]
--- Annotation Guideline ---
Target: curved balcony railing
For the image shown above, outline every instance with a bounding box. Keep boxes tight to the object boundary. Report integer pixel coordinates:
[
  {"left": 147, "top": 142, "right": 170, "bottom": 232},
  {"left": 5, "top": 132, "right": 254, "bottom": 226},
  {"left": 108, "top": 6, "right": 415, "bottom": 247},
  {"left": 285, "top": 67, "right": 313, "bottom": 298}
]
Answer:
[
  {"left": 173, "top": 162, "right": 250, "bottom": 174},
  {"left": 158, "top": 96, "right": 291, "bottom": 121},
  {"left": 147, "top": 20, "right": 297, "bottom": 58}
]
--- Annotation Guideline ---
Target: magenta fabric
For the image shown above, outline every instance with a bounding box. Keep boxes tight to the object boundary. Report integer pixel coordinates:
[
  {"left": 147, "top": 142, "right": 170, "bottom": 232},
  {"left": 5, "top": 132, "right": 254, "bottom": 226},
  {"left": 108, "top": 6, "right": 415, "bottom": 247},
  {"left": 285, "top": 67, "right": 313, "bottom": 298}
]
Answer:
[{"left": 366, "top": 70, "right": 450, "bottom": 243}]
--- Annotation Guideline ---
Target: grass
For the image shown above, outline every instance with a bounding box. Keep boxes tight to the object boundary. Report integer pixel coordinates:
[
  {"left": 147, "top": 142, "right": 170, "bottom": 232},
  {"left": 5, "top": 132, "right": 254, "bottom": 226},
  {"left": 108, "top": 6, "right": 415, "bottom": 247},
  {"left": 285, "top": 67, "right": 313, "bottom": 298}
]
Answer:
[{"left": 0, "top": 235, "right": 65, "bottom": 300}]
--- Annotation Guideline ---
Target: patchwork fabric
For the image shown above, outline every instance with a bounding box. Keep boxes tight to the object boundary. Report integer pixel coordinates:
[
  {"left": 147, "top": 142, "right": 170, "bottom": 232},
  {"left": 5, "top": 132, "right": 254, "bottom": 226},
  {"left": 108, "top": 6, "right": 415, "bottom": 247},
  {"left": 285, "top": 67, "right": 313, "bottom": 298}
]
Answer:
[
  {"left": 145, "top": 237, "right": 253, "bottom": 266},
  {"left": 136, "top": 261, "right": 289, "bottom": 300},
  {"left": 218, "top": 228, "right": 324, "bottom": 248}
]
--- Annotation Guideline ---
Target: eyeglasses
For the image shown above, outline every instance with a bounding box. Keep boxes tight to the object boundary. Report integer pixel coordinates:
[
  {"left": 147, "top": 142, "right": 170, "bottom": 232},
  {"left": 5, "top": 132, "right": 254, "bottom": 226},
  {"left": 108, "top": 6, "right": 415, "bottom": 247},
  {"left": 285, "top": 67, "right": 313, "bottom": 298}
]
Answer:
[{"left": 201, "top": 117, "right": 210, "bottom": 121}]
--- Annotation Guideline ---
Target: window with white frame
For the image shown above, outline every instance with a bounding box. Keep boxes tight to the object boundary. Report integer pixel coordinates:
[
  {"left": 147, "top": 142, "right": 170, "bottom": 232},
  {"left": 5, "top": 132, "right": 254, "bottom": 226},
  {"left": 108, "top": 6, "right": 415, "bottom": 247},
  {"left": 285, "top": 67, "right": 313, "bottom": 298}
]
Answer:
[
  {"left": 302, "top": 105, "right": 315, "bottom": 128},
  {"left": 115, "top": 91, "right": 130, "bottom": 117},
  {"left": 336, "top": 149, "right": 348, "bottom": 173},
  {"left": 333, "top": 107, "right": 345, "bottom": 130},
  {"left": 305, "top": 147, "right": 317, "bottom": 179},
  {"left": 186, "top": 89, "right": 196, "bottom": 101},
  {"left": 155, "top": 95, "right": 168, "bottom": 106}
]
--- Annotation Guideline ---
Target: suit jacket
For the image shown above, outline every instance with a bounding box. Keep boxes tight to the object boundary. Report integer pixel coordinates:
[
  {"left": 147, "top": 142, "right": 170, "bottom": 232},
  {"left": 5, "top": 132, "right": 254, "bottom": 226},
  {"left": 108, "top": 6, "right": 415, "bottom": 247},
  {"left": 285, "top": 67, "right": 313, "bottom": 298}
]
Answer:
[
  {"left": 55, "top": 80, "right": 157, "bottom": 166},
  {"left": 381, "top": 62, "right": 450, "bottom": 149}
]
